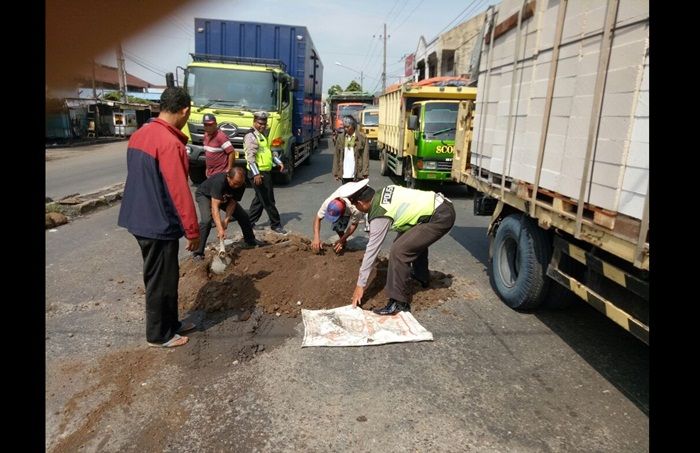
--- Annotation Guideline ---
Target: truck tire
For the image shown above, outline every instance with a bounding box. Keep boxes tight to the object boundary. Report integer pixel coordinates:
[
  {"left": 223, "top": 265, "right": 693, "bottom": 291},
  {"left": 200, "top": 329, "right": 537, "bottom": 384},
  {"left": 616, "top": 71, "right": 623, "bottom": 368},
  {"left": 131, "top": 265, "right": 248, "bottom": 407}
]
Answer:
[
  {"left": 489, "top": 214, "right": 552, "bottom": 311},
  {"left": 379, "top": 149, "right": 390, "bottom": 176},
  {"left": 279, "top": 157, "right": 294, "bottom": 184},
  {"left": 404, "top": 158, "right": 421, "bottom": 190},
  {"left": 189, "top": 166, "right": 206, "bottom": 185}
]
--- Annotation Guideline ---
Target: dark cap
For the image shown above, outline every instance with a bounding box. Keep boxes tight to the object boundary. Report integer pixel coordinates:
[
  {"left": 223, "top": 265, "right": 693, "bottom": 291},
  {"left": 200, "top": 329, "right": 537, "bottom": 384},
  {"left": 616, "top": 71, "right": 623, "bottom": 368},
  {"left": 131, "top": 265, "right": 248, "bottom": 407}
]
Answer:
[
  {"left": 324, "top": 198, "right": 346, "bottom": 223},
  {"left": 202, "top": 113, "right": 217, "bottom": 125}
]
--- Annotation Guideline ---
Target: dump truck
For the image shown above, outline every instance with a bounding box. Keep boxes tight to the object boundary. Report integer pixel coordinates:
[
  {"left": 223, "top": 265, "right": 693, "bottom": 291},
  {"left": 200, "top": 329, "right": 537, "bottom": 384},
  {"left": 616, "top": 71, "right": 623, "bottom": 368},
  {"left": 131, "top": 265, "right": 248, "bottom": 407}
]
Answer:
[
  {"left": 359, "top": 107, "right": 379, "bottom": 159},
  {"left": 451, "top": 0, "right": 649, "bottom": 343},
  {"left": 377, "top": 78, "right": 477, "bottom": 189},
  {"left": 183, "top": 19, "right": 323, "bottom": 184},
  {"left": 327, "top": 92, "right": 374, "bottom": 134}
]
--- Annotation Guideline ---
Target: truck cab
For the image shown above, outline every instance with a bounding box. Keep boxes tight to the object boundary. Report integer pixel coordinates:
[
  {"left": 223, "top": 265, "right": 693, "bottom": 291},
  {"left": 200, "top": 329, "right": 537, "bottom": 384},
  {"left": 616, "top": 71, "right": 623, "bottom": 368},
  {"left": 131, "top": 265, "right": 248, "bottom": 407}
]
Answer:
[
  {"left": 359, "top": 107, "right": 379, "bottom": 159},
  {"left": 335, "top": 102, "right": 369, "bottom": 134},
  {"left": 405, "top": 100, "right": 459, "bottom": 185},
  {"left": 183, "top": 56, "right": 295, "bottom": 184}
]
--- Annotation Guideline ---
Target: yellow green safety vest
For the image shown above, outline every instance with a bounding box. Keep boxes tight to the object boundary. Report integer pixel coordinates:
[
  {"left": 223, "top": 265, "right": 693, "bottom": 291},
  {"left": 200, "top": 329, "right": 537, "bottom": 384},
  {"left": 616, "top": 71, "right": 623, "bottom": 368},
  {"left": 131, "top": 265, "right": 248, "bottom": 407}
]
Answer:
[
  {"left": 248, "top": 130, "right": 273, "bottom": 172},
  {"left": 368, "top": 185, "right": 435, "bottom": 232}
]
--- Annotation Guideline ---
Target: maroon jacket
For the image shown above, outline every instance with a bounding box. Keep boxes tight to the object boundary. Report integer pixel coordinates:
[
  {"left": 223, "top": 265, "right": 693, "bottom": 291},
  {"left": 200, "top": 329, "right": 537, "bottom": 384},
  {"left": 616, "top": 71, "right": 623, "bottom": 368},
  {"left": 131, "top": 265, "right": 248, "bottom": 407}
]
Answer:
[{"left": 118, "top": 119, "right": 199, "bottom": 240}]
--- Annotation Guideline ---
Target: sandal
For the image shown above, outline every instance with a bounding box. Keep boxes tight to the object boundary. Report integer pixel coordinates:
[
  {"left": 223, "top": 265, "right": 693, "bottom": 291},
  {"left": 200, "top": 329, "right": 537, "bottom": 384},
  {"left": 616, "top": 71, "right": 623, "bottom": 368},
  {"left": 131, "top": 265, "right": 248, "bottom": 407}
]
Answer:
[{"left": 148, "top": 334, "right": 189, "bottom": 348}]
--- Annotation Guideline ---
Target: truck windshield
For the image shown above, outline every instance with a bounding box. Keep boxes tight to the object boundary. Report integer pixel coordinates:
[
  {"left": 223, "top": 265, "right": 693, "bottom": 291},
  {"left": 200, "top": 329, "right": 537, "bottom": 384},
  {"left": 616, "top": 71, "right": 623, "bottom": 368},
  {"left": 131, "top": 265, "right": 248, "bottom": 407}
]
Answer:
[
  {"left": 339, "top": 104, "right": 367, "bottom": 120},
  {"left": 186, "top": 67, "right": 278, "bottom": 111},
  {"left": 362, "top": 112, "right": 379, "bottom": 126},
  {"left": 423, "top": 103, "right": 459, "bottom": 140}
]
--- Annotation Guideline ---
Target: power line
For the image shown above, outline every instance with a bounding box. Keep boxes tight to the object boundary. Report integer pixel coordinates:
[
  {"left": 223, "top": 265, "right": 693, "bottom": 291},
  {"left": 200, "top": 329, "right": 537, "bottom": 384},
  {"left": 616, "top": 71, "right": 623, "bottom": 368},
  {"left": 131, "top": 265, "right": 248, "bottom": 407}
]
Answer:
[
  {"left": 392, "top": 0, "right": 426, "bottom": 33},
  {"left": 431, "top": 0, "right": 485, "bottom": 41},
  {"left": 123, "top": 50, "right": 168, "bottom": 74}
]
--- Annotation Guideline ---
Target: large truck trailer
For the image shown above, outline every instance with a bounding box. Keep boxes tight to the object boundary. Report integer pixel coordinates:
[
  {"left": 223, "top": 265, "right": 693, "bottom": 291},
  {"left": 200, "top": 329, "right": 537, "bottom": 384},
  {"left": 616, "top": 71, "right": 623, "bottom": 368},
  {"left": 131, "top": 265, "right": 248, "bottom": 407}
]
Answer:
[
  {"left": 452, "top": 0, "right": 649, "bottom": 343},
  {"left": 184, "top": 19, "right": 323, "bottom": 184}
]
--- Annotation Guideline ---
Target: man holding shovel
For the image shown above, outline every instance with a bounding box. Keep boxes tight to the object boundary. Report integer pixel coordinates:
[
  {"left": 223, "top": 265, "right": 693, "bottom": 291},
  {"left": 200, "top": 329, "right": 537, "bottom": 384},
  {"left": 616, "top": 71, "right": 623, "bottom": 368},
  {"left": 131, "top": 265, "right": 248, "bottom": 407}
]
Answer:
[{"left": 192, "top": 166, "right": 262, "bottom": 261}]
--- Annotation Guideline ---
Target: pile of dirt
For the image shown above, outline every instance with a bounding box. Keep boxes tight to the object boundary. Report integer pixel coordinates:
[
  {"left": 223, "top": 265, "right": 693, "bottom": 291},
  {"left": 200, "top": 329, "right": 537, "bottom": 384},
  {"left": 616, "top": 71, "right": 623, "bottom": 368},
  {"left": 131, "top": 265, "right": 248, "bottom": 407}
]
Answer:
[{"left": 178, "top": 232, "right": 455, "bottom": 318}]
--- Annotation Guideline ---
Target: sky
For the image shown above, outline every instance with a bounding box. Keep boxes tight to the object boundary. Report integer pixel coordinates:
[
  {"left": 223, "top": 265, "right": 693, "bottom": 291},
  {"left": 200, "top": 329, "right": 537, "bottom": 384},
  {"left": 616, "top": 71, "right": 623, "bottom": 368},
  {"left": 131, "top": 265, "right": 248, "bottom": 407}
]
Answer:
[{"left": 97, "top": 0, "right": 499, "bottom": 97}]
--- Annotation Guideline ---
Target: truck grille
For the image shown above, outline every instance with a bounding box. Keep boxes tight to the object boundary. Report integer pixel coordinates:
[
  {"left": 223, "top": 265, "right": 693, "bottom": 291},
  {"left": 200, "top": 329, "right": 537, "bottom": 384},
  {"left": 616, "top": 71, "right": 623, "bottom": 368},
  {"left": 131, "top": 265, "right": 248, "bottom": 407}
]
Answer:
[
  {"left": 436, "top": 161, "right": 452, "bottom": 171},
  {"left": 188, "top": 121, "right": 251, "bottom": 149}
]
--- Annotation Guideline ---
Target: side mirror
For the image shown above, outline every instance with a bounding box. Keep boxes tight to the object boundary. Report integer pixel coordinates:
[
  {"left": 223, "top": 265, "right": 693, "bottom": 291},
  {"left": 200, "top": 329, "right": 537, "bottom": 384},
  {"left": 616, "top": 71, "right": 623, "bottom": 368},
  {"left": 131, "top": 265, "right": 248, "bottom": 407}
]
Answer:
[
  {"left": 165, "top": 72, "right": 175, "bottom": 88},
  {"left": 408, "top": 115, "right": 418, "bottom": 130},
  {"left": 290, "top": 77, "right": 299, "bottom": 91}
]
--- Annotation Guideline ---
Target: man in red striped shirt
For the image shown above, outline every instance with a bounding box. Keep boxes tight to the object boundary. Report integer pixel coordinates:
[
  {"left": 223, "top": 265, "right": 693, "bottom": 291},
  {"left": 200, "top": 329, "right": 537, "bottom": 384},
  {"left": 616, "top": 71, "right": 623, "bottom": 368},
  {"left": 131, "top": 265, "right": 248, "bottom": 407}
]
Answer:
[{"left": 203, "top": 113, "right": 235, "bottom": 178}]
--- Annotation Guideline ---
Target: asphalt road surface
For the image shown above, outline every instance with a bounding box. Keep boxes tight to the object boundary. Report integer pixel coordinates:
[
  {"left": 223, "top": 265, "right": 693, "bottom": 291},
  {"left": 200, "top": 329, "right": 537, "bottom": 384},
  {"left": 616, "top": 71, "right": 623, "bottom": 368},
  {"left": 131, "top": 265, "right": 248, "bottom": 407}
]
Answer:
[{"left": 45, "top": 138, "right": 649, "bottom": 452}]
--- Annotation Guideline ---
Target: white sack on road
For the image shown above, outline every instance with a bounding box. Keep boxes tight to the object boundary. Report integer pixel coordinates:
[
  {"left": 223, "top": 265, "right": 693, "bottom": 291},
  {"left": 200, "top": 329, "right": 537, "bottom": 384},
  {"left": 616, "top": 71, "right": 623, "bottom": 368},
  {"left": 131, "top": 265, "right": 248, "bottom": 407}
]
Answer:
[{"left": 301, "top": 305, "right": 433, "bottom": 347}]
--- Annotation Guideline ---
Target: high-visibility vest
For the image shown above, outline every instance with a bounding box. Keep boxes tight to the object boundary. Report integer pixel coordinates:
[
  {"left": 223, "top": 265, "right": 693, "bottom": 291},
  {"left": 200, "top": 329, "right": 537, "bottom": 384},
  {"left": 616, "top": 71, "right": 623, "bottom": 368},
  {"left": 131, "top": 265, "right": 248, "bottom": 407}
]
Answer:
[
  {"left": 368, "top": 185, "right": 435, "bottom": 232},
  {"left": 247, "top": 130, "right": 273, "bottom": 172}
]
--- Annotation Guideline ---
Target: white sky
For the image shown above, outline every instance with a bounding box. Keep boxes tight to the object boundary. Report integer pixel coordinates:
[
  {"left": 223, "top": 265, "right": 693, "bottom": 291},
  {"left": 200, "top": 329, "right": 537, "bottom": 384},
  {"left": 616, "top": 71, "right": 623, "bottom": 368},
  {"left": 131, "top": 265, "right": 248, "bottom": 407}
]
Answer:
[{"left": 98, "top": 0, "right": 498, "bottom": 95}]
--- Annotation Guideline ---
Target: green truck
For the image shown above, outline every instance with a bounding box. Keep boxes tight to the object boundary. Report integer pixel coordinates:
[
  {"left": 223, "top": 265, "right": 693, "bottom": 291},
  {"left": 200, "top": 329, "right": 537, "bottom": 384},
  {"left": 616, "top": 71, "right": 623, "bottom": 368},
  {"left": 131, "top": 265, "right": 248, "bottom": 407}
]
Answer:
[{"left": 377, "top": 80, "right": 476, "bottom": 189}]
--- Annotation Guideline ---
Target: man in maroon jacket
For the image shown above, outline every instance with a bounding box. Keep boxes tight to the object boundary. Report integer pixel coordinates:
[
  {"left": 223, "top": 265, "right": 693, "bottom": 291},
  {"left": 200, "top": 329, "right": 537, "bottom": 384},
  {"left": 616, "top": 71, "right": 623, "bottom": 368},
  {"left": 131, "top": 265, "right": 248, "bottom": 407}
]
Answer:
[{"left": 118, "top": 87, "right": 200, "bottom": 348}]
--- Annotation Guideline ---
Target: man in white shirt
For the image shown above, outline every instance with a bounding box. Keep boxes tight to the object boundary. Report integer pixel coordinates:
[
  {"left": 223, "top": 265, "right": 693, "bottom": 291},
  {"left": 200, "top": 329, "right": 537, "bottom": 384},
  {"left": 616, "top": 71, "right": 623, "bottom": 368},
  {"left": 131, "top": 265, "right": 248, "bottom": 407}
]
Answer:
[
  {"left": 332, "top": 115, "right": 370, "bottom": 232},
  {"left": 311, "top": 179, "right": 368, "bottom": 254}
]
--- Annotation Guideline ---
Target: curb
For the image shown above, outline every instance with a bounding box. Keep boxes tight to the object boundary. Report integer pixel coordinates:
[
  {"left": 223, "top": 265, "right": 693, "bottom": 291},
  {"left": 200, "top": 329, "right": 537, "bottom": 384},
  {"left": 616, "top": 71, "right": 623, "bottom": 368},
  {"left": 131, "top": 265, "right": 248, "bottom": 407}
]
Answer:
[{"left": 46, "top": 183, "right": 125, "bottom": 226}]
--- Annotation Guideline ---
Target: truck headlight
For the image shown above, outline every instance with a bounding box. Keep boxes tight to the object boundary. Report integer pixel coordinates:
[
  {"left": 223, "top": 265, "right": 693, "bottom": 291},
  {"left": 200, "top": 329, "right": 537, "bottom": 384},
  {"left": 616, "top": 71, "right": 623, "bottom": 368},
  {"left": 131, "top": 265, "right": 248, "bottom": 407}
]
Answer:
[{"left": 423, "top": 161, "right": 437, "bottom": 170}]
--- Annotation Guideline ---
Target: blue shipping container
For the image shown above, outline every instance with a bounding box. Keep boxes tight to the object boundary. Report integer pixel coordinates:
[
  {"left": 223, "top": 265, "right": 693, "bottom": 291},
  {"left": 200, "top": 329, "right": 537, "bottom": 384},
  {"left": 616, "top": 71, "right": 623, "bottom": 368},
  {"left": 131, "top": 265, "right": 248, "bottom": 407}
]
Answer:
[{"left": 194, "top": 18, "right": 323, "bottom": 145}]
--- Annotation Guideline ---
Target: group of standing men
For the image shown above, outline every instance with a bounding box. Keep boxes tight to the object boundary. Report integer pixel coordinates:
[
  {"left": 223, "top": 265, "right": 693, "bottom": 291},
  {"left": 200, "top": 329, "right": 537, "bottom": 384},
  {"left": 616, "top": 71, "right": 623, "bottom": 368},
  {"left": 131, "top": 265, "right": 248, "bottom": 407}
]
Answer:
[{"left": 118, "top": 87, "right": 455, "bottom": 348}]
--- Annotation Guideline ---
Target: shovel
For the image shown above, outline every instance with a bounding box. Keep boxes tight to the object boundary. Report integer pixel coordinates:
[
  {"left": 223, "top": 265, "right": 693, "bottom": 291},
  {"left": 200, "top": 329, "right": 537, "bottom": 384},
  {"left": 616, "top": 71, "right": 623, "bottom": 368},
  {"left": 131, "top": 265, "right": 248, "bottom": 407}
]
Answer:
[{"left": 210, "top": 238, "right": 232, "bottom": 275}]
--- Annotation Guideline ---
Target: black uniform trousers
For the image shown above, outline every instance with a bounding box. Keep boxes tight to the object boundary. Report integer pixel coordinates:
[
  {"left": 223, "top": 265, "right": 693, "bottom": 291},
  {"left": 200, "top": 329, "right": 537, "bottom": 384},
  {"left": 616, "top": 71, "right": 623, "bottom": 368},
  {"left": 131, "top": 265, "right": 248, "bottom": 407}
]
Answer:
[{"left": 248, "top": 171, "right": 282, "bottom": 229}]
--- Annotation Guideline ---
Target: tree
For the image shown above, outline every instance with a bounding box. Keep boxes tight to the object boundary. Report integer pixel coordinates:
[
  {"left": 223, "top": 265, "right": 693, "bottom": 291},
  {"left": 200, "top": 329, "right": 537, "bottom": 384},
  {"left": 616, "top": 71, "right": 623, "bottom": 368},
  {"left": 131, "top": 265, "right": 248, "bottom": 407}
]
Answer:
[
  {"left": 345, "top": 80, "right": 362, "bottom": 92},
  {"left": 327, "top": 84, "right": 342, "bottom": 96}
]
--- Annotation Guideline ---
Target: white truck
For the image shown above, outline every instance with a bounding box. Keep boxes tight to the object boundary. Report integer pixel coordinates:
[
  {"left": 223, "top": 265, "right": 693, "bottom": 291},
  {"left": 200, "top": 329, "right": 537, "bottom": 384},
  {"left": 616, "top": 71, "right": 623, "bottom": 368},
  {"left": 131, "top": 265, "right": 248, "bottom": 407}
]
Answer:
[{"left": 452, "top": 0, "right": 649, "bottom": 343}]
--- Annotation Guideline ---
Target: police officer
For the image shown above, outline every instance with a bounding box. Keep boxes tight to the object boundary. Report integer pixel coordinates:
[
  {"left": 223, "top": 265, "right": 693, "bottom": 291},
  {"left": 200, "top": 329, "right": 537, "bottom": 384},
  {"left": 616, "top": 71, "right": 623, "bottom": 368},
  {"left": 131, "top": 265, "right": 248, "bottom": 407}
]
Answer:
[
  {"left": 347, "top": 184, "right": 456, "bottom": 315},
  {"left": 244, "top": 111, "right": 287, "bottom": 234}
]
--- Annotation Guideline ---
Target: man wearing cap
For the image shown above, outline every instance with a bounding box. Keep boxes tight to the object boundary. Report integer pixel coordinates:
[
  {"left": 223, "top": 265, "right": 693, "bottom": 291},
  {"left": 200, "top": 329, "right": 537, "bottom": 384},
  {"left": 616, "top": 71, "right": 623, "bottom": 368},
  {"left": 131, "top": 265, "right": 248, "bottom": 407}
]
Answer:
[
  {"left": 311, "top": 179, "right": 369, "bottom": 254},
  {"left": 244, "top": 111, "right": 288, "bottom": 235},
  {"left": 346, "top": 184, "right": 456, "bottom": 315},
  {"left": 202, "top": 113, "right": 236, "bottom": 178}
]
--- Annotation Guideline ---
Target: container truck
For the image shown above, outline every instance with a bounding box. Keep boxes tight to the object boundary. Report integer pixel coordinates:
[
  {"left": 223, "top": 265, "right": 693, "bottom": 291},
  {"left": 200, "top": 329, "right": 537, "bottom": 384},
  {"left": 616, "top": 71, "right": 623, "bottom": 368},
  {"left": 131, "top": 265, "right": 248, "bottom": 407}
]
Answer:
[
  {"left": 326, "top": 92, "right": 374, "bottom": 134},
  {"left": 377, "top": 78, "right": 477, "bottom": 189},
  {"left": 451, "top": 0, "right": 649, "bottom": 343},
  {"left": 183, "top": 19, "right": 323, "bottom": 184}
]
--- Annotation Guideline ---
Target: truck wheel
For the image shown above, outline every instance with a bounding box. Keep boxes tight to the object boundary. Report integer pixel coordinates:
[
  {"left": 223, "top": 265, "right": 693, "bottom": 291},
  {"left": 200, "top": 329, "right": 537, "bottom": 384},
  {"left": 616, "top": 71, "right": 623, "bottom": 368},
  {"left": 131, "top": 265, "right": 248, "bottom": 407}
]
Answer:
[
  {"left": 404, "top": 158, "right": 421, "bottom": 190},
  {"left": 379, "top": 149, "right": 390, "bottom": 176},
  {"left": 278, "top": 159, "right": 294, "bottom": 184},
  {"left": 189, "top": 166, "right": 206, "bottom": 185},
  {"left": 489, "top": 214, "right": 552, "bottom": 311}
]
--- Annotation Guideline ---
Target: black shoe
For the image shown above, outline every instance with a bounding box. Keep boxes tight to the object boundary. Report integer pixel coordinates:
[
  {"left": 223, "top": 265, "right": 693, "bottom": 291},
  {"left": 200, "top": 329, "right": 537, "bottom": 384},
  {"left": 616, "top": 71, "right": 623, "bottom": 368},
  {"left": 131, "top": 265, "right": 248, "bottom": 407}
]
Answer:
[
  {"left": 271, "top": 226, "right": 288, "bottom": 235},
  {"left": 411, "top": 271, "right": 429, "bottom": 288},
  {"left": 240, "top": 239, "right": 265, "bottom": 249},
  {"left": 373, "top": 299, "right": 411, "bottom": 315}
]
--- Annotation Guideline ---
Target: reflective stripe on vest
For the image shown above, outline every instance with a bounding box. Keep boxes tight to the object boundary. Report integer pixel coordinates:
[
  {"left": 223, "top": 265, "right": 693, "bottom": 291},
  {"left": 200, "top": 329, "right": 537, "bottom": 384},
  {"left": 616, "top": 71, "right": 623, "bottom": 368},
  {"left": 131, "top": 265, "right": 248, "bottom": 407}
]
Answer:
[
  {"left": 247, "top": 131, "right": 273, "bottom": 172},
  {"left": 368, "top": 185, "right": 435, "bottom": 232}
]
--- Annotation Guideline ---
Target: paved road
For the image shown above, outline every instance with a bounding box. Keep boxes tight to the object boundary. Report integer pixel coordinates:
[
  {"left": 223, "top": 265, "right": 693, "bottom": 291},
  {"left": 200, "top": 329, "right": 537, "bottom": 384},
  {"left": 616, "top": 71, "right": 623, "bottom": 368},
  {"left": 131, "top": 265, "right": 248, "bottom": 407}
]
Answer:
[
  {"left": 45, "top": 140, "right": 129, "bottom": 200},
  {"left": 46, "top": 138, "right": 649, "bottom": 451}
]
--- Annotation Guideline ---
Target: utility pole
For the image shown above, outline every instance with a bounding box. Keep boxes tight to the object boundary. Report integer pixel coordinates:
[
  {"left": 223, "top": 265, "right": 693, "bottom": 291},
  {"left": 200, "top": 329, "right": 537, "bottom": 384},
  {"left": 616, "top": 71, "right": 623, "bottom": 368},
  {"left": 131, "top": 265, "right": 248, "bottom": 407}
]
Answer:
[
  {"left": 382, "top": 23, "right": 387, "bottom": 92},
  {"left": 91, "top": 60, "right": 97, "bottom": 99},
  {"left": 116, "top": 43, "right": 128, "bottom": 103}
]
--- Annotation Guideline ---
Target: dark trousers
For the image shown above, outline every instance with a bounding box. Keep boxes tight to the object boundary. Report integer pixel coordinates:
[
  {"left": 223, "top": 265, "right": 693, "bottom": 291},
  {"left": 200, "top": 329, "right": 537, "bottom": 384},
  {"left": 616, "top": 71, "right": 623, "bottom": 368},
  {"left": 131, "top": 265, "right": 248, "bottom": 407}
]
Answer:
[
  {"left": 385, "top": 201, "right": 456, "bottom": 303},
  {"left": 195, "top": 193, "right": 255, "bottom": 255},
  {"left": 341, "top": 177, "right": 359, "bottom": 184},
  {"left": 134, "top": 236, "right": 183, "bottom": 344},
  {"left": 248, "top": 171, "right": 282, "bottom": 228}
]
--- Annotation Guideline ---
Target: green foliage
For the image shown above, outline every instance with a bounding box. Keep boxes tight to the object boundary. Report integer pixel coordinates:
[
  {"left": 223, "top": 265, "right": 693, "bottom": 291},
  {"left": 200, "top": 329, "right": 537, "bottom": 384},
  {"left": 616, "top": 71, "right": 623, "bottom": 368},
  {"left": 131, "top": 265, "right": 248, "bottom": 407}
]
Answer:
[
  {"left": 345, "top": 80, "right": 362, "bottom": 92},
  {"left": 101, "top": 91, "right": 150, "bottom": 105},
  {"left": 327, "top": 84, "right": 343, "bottom": 96}
]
